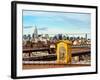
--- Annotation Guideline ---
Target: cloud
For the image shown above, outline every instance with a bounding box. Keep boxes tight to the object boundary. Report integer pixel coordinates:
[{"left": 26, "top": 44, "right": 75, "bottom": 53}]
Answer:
[
  {"left": 23, "top": 10, "right": 91, "bottom": 35},
  {"left": 23, "top": 10, "right": 90, "bottom": 23}
]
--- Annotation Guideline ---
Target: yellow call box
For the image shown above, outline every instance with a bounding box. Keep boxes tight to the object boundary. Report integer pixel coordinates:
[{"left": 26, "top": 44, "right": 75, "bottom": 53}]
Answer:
[{"left": 56, "top": 40, "right": 72, "bottom": 64}]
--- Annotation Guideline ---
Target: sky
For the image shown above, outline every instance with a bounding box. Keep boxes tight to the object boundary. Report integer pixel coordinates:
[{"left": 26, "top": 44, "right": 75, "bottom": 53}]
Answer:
[{"left": 23, "top": 10, "right": 91, "bottom": 37}]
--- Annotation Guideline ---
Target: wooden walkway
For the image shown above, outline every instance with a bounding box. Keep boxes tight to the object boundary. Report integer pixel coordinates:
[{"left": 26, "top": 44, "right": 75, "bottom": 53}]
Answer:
[{"left": 23, "top": 63, "right": 90, "bottom": 69}]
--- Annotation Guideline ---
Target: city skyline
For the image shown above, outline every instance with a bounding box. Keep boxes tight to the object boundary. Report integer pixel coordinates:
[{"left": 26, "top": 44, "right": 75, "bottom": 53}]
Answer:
[{"left": 23, "top": 10, "right": 91, "bottom": 36}]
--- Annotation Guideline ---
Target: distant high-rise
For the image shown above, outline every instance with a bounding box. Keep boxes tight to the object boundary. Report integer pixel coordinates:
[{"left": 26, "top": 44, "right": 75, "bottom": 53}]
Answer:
[
  {"left": 34, "top": 26, "right": 38, "bottom": 38},
  {"left": 85, "top": 34, "right": 87, "bottom": 40}
]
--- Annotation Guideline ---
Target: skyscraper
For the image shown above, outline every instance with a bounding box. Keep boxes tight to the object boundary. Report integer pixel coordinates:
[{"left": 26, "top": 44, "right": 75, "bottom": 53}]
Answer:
[
  {"left": 85, "top": 34, "right": 87, "bottom": 40},
  {"left": 34, "top": 26, "right": 38, "bottom": 39}
]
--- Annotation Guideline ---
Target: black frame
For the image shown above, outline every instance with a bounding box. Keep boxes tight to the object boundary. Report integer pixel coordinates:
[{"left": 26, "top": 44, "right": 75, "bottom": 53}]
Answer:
[{"left": 11, "top": 1, "right": 98, "bottom": 79}]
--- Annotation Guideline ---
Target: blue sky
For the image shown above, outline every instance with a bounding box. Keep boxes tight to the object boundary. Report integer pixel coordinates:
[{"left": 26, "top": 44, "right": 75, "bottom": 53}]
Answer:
[{"left": 23, "top": 10, "right": 91, "bottom": 36}]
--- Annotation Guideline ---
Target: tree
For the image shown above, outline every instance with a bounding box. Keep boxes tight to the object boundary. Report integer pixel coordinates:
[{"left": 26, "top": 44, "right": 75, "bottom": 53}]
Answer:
[
  {"left": 70, "top": 37, "right": 74, "bottom": 40},
  {"left": 66, "top": 36, "right": 69, "bottom": 40},
  {"left": 77, "top": 36, "right": 80, "bottom": 40},
  {"left": 27, "top": 34, "right": 31, "bottom": 40}
]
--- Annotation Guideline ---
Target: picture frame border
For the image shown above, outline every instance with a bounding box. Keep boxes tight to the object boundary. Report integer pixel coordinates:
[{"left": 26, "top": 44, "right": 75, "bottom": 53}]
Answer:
[{"left": 11, "top": 1, "right": 98, "bottom": 79}]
